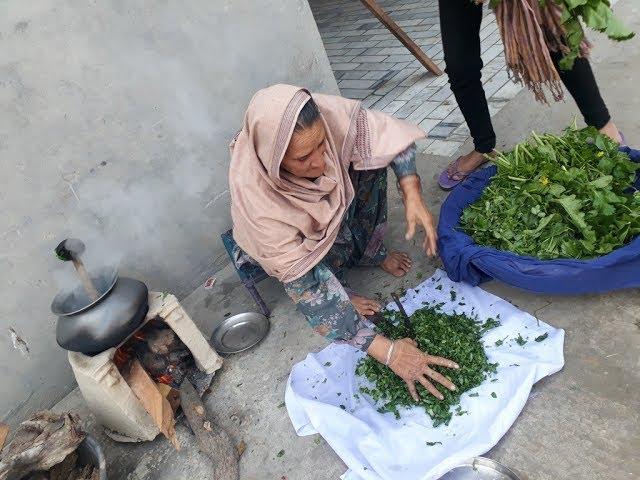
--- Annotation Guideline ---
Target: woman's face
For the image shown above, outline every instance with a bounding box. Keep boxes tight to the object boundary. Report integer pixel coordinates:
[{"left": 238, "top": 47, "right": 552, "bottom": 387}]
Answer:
[{"left": 281, "top": 120, "right": 327, "bottom": 179}]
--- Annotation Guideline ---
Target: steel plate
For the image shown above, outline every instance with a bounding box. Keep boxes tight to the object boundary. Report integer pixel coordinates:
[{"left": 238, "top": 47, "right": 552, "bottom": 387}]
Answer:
[
  {"left": 211, "top": 312, "right": 270, "bottom": 354},
  {"left": 440, "top": 457, "right": 522, "bottom": 480}
]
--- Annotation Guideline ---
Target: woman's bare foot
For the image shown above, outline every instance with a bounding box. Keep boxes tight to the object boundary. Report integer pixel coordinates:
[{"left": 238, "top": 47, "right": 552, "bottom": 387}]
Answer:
[
  {"left": 381, "top": 251, "right": 412, "bottom": 277},
  {"left": 351, "top": 294, "right": 382, "bottom": 317},
  {"left": 599, "top": 121, "right": 623, "bottom": 144}
]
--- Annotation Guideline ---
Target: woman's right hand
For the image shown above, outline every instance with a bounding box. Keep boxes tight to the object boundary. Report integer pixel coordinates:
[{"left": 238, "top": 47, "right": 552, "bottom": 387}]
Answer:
[{"left": 368, "top": 336, "right": 459, "bottom": 401}]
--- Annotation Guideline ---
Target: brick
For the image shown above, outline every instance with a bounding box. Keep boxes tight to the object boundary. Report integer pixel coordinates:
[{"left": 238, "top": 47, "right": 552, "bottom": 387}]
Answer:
[
  {"left": 361, "top": 95, "right": 382, "bottom": 109},
  {"left": 377, "top": 47, "right": 410, "bottom": 55},
  {"left": 428, "top": 123, "right": 458, "bottom": 139},
  {"left": 370, "top": 85, "right": 405, "bottom": 111},
  {"left": 362, "top": 70, "right": 395, "bottom": 80},
  {"left": 428, "top": 102, "right": 457, "bottom": 119},
  {"left": 338, "top": 79, "right": 377, "bottom": 89},
  {"left": 346, "top": 40, "right": 381, "bottom": 49},
  {"left": 329, "top": 55, "right": 356, "bottom": 64},
  {"left": 405, "top": 101, "right": 439, "bottom": 124},
  {"left": 418, "top": 118, "right": 440, "bottom": 134},
  {"left": 339, "top": 88, "right": 374, "bottom": 100},
  {"left": 382, "top": 54, "right": 414, "bottom": 64},
  {"left": 356, "top": 55, "right": 390, "bottom": 63},
  {"left": 492, "top": 80, "right": 522, "bottom": 101},
  {"left": 425, "top": 139, "right": 463, "bottom": 156},
  {"left": 332, "top": 63, "right": 360, "bottom": 71},
  {"left": 381, "top": 100, "right": 407, "bottom": 114}
]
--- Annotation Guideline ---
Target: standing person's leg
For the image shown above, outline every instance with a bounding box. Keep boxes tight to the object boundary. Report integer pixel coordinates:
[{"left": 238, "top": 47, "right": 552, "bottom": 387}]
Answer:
[
  {"left": 550, "top": 53, "right": 622, "bottom": 143},
  {"left": 438, "top": 0, "right": 495, "bottom": 189}
]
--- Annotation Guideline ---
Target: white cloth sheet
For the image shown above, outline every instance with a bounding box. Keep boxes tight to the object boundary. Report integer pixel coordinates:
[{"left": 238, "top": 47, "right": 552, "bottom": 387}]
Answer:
[{"left": 285, "top": 270, "right": 565, "bottom": 480}]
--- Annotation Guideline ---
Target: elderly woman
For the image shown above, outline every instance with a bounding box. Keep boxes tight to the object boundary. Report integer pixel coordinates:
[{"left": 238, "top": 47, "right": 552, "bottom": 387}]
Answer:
[{"left": 229, "top": 84, "right": 458, "bottom": 401}]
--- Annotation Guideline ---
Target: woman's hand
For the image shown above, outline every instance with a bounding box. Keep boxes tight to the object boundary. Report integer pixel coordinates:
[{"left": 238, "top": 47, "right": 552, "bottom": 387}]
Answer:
[
  {"left": 368, "top": 336, "right": 459, "bottom": 401},
  {"left": 398, "top": 175, "right": 438, "bottom": 257}
]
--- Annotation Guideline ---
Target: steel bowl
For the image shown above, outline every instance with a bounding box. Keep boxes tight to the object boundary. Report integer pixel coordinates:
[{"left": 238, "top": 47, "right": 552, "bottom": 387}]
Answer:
[{"left": 440, "top": 457, "right": 522, "bottom": 479}]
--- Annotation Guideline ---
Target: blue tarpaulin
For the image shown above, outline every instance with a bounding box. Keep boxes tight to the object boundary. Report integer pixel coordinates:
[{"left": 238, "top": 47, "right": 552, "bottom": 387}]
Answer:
[{"left": 437, "top": 146, "right": 640, "bottom": 294}]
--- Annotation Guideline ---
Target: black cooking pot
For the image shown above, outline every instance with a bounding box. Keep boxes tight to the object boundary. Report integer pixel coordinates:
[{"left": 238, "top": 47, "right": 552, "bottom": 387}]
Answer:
[{"left": 51, "top": 266, "right": 149, "bottom": 355}]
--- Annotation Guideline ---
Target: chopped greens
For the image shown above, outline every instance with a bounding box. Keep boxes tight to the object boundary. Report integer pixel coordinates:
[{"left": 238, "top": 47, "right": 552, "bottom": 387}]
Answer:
[
  {"left": 515, "top": 334, "right": 528, "bottom": 346},
  {"left": 460, "top": 127, "right": 640, "bottom": 260},
  {"left": 357, "top": 306, "right": 499, "bottom": 426},
  {"left": 535, "top": 332, "right": 549, "bottom": 342},
  {"left": 425, "top": 441, "right": 442, "bottom": 447},
  {"left": 491, "top": 392, "right": 497, "bottom": 399}
]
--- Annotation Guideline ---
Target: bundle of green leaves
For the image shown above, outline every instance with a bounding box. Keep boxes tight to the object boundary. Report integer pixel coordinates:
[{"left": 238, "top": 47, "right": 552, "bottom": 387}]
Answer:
[
  {"left": 489, "top": 0, "right": 634, "bottom": 71},
  {"left": 460, "top": 126, "right": 640, "bottom": 259},
  {"left": 555, "top": 0, "right": 634, "bottom": 70},
  {"left": 356, "top": 306, "right": 499, "bottom": 426}
]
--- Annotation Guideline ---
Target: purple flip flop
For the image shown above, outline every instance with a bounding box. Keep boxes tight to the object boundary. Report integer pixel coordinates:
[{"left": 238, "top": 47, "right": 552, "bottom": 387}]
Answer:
[{"left": 438, "top": 157, "right": 488, "bottom": 190}]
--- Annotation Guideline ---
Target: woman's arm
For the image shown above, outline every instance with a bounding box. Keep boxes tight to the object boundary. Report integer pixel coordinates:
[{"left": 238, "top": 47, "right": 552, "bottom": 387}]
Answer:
[
  {"left": 284, "top": 263, "right": 376, "bottom": 351},
  {"left": 390, "top": 143, "right": 438, "bottom": 257},
  {"left": 284, "top": 263, "right": 458, "bottom": 401}
]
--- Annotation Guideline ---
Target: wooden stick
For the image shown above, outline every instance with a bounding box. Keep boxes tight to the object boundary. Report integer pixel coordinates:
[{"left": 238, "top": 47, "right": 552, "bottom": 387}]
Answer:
[
  {"left": 71, "top": 258, "right": 100, "bottom": 301},
  {"left": 359, "top": 0, "right": 443, "bottom": 76},
  {"left": 0, "top": 423, "right": 9, "bottom": 452},
  {"left": 180, "top": 380, "right": 239, "bottom": 480}
]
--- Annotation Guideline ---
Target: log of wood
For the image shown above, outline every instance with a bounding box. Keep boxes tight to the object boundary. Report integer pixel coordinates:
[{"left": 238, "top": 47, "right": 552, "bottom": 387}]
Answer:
[
  {"left": 0, "top": 424, "right": 9, "bottom": 453},
  {"left": 0, "top": 412, "right": 85, "bottom": 480},
  {"left": 179, "top": 380, "right": 239, "bottom": 480},
  {"left": 124, "top": 359, "right": 180, "bottom": 450}
]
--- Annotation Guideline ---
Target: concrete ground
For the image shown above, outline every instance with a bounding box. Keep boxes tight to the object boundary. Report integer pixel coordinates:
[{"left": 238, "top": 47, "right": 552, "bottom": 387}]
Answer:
[{"left": 53, "top": 1, "right": 639, "bottom": 478}]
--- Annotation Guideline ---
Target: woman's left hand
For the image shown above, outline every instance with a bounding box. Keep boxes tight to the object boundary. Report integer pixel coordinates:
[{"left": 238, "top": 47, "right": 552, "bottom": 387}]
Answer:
[{"left": 399, "top": 175, "right": 438, "bottom": 257}]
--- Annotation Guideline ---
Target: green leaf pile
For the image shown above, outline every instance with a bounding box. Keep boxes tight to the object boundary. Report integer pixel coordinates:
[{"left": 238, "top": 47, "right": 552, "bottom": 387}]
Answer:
[
  {"left": 461, "top": 126, "right": 640, "bottom": 259},
  {"left": 356, "top": 306, "right": 498, "bottom": 427},
  {"left": 556, "top": 0, "right": 634, "bottom": 70}
]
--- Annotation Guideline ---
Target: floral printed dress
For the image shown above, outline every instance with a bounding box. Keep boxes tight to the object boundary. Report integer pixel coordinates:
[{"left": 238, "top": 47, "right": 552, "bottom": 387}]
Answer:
[{"left": 283, "top": 143, "right": 417, "bottom": 351}]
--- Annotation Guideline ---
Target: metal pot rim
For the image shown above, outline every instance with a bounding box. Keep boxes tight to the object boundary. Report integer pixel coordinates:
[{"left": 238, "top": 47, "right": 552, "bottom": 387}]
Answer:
[{"left": 51, "top": 267, "right": 119, "bottom": 316}]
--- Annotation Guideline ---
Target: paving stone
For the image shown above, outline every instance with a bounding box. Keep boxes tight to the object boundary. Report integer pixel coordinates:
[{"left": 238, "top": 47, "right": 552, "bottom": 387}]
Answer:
[
  {"left": 346, "top": 40, "right": 382, "bottom": 49},
  {"left": 361, "top": 95, "right": 382, "bottom": 109},
  {"left": 370, "top": 85, "right": 405, "bottom": 111},
  {"left": 430, "top": 85, "right": 454, "bottom": 102},
  {"left": 340, "top": 70, "right": 368, "bottom": 80},
  {"left": 339, "top": 88, "right": 374, "bottom": 99},
  {"left": 428, "top": 102, "right": 457, "bottom": 119},
  {"left": 492, "top": 80, "right": 523, "bottom": 101},
  {"left": 332, "top": 63, "right": 361, "bottom": 71},
  {"left": 329, "top": 55, "right": 357, "bottom": 64},
  {"left": 338, "top": 79, "right": 377, "bottom": 89},
  {"left": 428, "top": 122, "right": 458, "bottom": 139},
  {"left": 381, "top": 100, "right": 407, "bottom": 114},
  {"left": 356, "top": 55, "right": 390, "bottom": 63},
  {"left": 418, "top": 117, "right": 440, "bottom": 134},
  {"left": 396, "top": 19, "right": 424, "bottom": 27},
  {"left": 426, "top": 139, "right": 463, "bottom": 156},
  {"left": 382, "top": 54, "right": 414, "bottom": 64},
  {"left": 377, "top": 47, "right": 411, "bottom": 55},
  {"left": 345, "top": 48, "right": 367, "bottom": 56},
  {"left": 405, "top": 100, "right": 440, "bottom": 124},
  {"left": 362, "top": 70, "right": 395, "bottom": 80}
]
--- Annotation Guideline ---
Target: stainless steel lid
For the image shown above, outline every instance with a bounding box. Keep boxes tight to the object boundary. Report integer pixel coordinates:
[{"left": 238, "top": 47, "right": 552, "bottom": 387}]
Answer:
[
  {"left": 441, "top": 457, "right": 522, "bottom": 479},
  {"left": 210, "top": 312, "right": 270, "bottom": 354}
]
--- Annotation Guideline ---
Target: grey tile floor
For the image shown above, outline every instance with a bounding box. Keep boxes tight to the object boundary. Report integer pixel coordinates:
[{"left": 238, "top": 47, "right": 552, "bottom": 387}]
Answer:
[{"left": 309, "top": 0, "right": 524, "bottom": 157}]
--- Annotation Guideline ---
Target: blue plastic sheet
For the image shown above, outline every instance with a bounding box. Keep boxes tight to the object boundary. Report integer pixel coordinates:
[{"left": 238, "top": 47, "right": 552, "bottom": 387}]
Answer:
[{"left": 437, "top": 146, "right": 640, "bottom": 294}]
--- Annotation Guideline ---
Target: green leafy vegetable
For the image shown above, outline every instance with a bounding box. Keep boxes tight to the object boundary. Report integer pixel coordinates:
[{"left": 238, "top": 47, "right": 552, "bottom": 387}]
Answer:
[
  {"left": 515, "top": 334, "right": 527, "bottom": 346},
  {"left": 491, "top": 392, "right": 497, "bottom": 399},
  {"left": 426, "top": 441, "right": 442, "bottom": 446},
  {"left": 356, "top": 306, "right": 499, "bottom": 426},
  {"left": 277, "top": 449, "right": 285, "bottom": 458},
  {"left": 461, "top": 127, "right": 640, "bottom": 259},
  {"left": 469, "top": 392, "right": 479, "bottom": 397},
  {"left": 535, "top": 332, "right": 549, "bottom": 342}
]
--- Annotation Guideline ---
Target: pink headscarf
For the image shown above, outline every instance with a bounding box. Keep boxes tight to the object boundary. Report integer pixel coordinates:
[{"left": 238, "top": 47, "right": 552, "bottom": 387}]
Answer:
[{"left": 229, "top": 84, "right": 424, "bottom": 282}]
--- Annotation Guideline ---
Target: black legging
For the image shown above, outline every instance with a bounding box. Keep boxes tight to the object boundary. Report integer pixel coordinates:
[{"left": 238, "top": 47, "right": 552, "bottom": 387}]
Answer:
[{"left": 438, "top": 0, "right": 611, "bottom": 153}]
